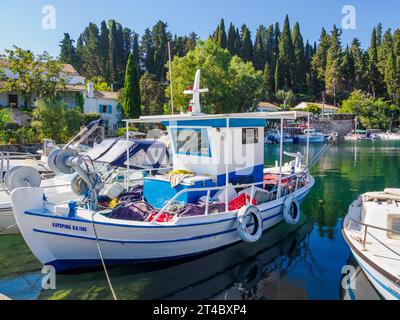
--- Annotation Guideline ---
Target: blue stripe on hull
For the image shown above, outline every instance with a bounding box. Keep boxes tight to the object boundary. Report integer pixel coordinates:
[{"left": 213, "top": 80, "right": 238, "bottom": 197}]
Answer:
[{"left": 353, "top": 255, "right": 400, "bottom": 300}]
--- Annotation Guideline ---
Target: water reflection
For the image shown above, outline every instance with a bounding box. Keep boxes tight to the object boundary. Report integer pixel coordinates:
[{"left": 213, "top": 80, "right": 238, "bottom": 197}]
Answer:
[{"left": 38, "top": 216, "right": 313, "bottom": 300}]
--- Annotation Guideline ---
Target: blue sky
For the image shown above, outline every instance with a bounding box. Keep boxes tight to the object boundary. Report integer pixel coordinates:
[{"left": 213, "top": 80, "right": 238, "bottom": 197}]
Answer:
[{"left": 0, "top": 0, "right": 399, "bottom": 57}]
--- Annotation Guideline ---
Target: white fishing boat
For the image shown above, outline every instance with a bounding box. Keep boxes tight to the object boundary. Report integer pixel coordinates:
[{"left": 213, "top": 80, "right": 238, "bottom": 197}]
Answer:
[
  {"left": 378, "top": 131, "right": 400, "bottom": 141},
  {"left": 343, "top": 189, "right": 400, "bottom": 300},
  {"left": 10, "top": 70, "right": 315, "bottom": 272},
  {"left": 264, "top": 128, "right": 293, "bottom": 144}
]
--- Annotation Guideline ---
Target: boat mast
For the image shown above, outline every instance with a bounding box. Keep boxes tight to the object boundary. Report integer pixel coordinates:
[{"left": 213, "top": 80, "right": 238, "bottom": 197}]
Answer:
[{"left": 168, "top": 42, "right": 174, "bottom": 115}]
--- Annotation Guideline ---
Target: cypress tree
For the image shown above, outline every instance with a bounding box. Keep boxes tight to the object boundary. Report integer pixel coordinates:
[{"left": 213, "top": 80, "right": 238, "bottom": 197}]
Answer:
[
  {"left": 311, "top": 28, "right": 331, "bottom": 91},
  {"left": 140, "top": 28, "right": 155, "bottom": 74},
  {"left": 253, "top": 25, "right": 267, "bottom": 70},
  {"left": 263, "top": 62, "right": 275, "bottom": 100},
  {"left": 98, "top": 21, "right": 110, "bottom": 82},
  {"left": 378, "top": 29, "right": 393, "bottom": 75},
  {"left": 240, "top": 24, "right": 253, "bottom": 62},
  {"left": 385, "top": 46, "right": 398, "bottom": 103},
  {"left": 350, "top": 38, "right": 366, "bottom": 89},
  {"left": 59, "top": 33, "right": 77, "bottom": 68},
  {"left": 341, "top": 45, "right": 355, "bottom": 92},
  {"left": 325, "top": 25, "right": 343, "bottom": 104},
  {"left": 278, "top": 15, "right": 295, "bottom": 89},
  {"left": 151, "top": 20, "right": 169, "bottom": 79},
  {"left": 368, "top": 27, "right": 381, "bottom": 98},
  {"left": 234, "top": 27, "right": 242, "bottom": 57},
  {"left": 122, "top": 50, "right": 141, "bottom": 119},
  {"left": 227, "top": 23, "right": 236, "bottom": 54},
  {"left": 214, "top": 19, "right": 227, "bottom": 49},
  {"left": 292, "top": 22, "right": 306, "bottom": 91}
]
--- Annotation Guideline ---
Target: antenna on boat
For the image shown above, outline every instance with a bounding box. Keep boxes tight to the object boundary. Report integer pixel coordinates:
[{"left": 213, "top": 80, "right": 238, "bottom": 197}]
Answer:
[
  {"left": 184, "top": 69, "right": 208, "bottom": 115},
  {"left": 167, "top": 42, "right": 174, "bottom": 115}
]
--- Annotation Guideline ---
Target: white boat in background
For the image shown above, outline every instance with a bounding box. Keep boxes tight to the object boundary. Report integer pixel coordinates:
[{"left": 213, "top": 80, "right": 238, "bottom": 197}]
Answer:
[
  {"left": 264, "top": 128, "right": 293, "bottom": 144},
  {"left": 343, "top": 189, "right": 400, "bottom": 300},
  {"left": 378, "top": 132, "right": 400, "bottom": 141},
  {"left": 294, "top": 128, "right": 325, "bottom": 143},
  {"left": 10, "top": 70, "right": 315, "bottom": 272}
]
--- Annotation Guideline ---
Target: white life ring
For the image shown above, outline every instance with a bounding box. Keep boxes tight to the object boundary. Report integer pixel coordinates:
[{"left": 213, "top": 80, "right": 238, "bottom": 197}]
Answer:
[
  {"left": 237, "top": 205, "right": 263, "bottom": 243},
  {"left": 283, "top": 196, "right": 301, "bottom": 225}
]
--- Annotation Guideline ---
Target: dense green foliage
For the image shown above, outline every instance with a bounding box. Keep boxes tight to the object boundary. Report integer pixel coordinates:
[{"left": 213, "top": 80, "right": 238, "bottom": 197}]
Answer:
[
  {"left": 166, "top": 40, "right": 263, "bottom": 114},
  {"left": 340, "top": 90, "right": 397, "bottom": 129}
]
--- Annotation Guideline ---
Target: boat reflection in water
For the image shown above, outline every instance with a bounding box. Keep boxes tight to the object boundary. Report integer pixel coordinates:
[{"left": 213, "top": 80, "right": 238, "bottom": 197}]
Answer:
[
  {"left": 38, "top": 216, "right": 313, "bottom": 300},
  {"left": 339, "top": 254, "right": 383, "bottom": 301}
]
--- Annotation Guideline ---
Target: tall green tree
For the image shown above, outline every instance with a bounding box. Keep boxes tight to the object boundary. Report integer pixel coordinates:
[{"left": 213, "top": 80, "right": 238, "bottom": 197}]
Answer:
[
  {"left": 263, "top": 62, "right": 275, "bottom": 100},
  {"left": 311, "top": 28, "right": 331, "bottom": 92},
  {"left": 240, "top": 24, "right": 253, "bottom": 62},
  {"left": 385, "top": 46, "right": 399, "bottom": 104},
  {"left": 253, "top": 25, "right": 268, "bottom": 70},
  {"left": 277, "top": 15, "right": 295, "bottom": 90},
  {"left": 122, "top": 50, "right": 141, "bottom": 118},
  {"left": 227, "top": 23, "right": 236, "bottom": 54},
  {"left": 59, "top": 33, "right": 77, "bottom": 68},
  {"left": 325, "top": 25, "right": 343, "bottom": 104},
  {"left": 350, "top": 38, "right": 366, "bottom": 90},
  {"left": 368, "top": 27, "right": 382, "bottom": 98},
  {"left": 140, "top": 28, "right": 155, "bottom": 73},
  {"left": 213, "top": 19, "right": 228, "bottom": 49},
  {"left": 151, "top": 20, "right": 170, "bottom": 80},
  {"left": 292, "top": 22, "right": 306, "bottom": 91}
]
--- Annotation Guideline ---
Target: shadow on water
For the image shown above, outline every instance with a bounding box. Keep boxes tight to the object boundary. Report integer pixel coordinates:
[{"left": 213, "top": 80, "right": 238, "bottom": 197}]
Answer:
[{"left": 37, "top": 216, "right": 314, "bottom": 300}]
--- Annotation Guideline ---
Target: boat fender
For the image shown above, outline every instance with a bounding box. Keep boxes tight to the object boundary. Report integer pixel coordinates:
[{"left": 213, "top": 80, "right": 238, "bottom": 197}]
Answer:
[
  {"left": 283, "top": 196, "right": 301, "bottom": 225},
  {"left": 236, "top": 205, "right": 263, "bottom": 243}
]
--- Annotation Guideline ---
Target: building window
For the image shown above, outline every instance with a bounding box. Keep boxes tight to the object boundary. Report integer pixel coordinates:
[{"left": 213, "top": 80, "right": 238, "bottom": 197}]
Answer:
[
  {"left": 242, "top": 128, "right": 259, "bottom": 144},
  {"left": 8, "top": 94, "right": 18, "bottom": 108},
  {"left": 98, "top": 104, "right": 112, "bottom": 114}
]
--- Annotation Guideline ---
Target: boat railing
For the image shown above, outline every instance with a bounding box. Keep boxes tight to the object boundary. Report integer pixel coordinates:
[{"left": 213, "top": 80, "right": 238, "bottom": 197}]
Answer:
[
  {"left": 148, "top": 171, "right": 309, "bottom": 224},
  {"left": 347, "top": 217, "right": 400, "bottom": 251}
]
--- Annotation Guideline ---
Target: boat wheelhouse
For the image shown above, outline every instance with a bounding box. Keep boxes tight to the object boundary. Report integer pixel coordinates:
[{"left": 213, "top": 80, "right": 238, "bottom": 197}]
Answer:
[{"left": 10, "top": 71, "right": 315, "bottom": 271}]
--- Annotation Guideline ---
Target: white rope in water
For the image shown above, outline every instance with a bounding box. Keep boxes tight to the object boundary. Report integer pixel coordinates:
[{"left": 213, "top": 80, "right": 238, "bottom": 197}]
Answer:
[
  {"left": 88, "top": 190, "right": 117, "bottom": 300},
  {"left": 306, "top": 143, "right": 331, "bottom": 170}
]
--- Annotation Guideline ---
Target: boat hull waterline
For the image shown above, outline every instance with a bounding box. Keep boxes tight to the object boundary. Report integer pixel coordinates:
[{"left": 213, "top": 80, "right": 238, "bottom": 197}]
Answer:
[{"left": 12, "top": 177, "right": 314, "bottom": 271}]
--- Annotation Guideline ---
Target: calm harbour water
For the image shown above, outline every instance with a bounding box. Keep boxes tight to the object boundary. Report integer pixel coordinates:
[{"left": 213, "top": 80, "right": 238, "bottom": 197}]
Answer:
[{"left": 1, "top": 140, "right": 399, "bottom": 300}]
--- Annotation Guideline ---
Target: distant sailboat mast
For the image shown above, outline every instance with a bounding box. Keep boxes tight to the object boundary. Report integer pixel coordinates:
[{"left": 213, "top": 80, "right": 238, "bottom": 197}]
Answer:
[{"left": 167, "top": 42, "right": 174, "bottom": 115}]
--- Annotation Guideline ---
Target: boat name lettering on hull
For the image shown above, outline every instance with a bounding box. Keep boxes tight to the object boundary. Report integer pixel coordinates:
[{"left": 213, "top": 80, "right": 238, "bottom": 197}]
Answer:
[{"left": 52, "top": 222, "right": 87, "bottom": 232}]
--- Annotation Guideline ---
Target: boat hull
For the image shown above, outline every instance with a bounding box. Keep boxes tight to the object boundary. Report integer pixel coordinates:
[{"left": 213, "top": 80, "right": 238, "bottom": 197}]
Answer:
[
  {"left": 12, "top": 178, "right": 314, "bottom": 272},
  {"left": 342, "top": 221, "right": 400, "bottom": 300}
]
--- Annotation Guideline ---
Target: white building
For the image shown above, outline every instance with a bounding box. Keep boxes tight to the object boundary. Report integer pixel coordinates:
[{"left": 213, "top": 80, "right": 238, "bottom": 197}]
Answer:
[
  {"left": 294, "top": 102, "right": 339, "bottom": 115},
  {"left": 84, "top": 82, "right": 121, "bottom": 134},
  {"left": 257, "top": 101, "right": 281, "bottom": 112}
]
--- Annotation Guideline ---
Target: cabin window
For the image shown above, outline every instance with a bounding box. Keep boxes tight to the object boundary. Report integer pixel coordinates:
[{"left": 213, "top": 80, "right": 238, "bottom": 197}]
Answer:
[
  {"left": 387, "top": 214, "right": 400, "bottom": 240},
  {"left": 242, "top": 128, "right": 259, "bottom": 144},
  {"left": 171, "top": 128, "right": 211, "bottom": 157}
]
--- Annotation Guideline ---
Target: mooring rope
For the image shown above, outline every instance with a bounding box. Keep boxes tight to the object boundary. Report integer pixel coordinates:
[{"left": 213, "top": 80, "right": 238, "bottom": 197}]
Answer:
[
  {"left": 306, "top": 143, "right": 331, "bottom": 170},
  {"left": 88, "top": 190, "right": 118, "bottom": 300},
  {"left": 0, "top": 223, "right": 17, "bottom": 234}
]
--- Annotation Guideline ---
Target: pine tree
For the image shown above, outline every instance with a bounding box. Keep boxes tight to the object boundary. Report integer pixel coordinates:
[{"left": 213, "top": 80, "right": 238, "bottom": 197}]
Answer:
[
  {"left": 78, "top": 23, "right": 102, "bottom": 79},
  {"left": 277, "top": 15, "right": 295, "bottom": 89},
  {"left": 292, "top": 22, "right": 306, "bottom": 91},
  {"left": 378, "top": 29, "right": 393, "bottom": 75},
  {"left": 59, "top": 33, "right": 77, "bottom": 67},
  {"left": 240, "top": 24, "right": 253, "bottom": 62},
  {"left": 266, "top": 25, "right": 275, "bottom": 66},
  {"left": 253, "top": 25, "right": 267, "bottom": 70},
  {"left": 325, "top": 25, "right": 343, "bottom": 104},
  {"left": 274, "top": 58, "right": 281, "bottom": 93},
  {"left": 122, "top": 51, "right": 141, "bottom": 118}
]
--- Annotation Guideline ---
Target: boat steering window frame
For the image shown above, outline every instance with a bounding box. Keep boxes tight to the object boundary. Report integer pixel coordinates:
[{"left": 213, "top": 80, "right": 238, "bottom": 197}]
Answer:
[{"left": 170, "top": 127, "right": 212, "bottom": 158}]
